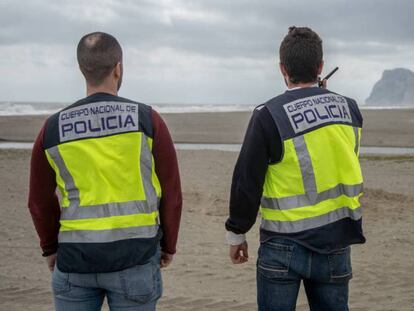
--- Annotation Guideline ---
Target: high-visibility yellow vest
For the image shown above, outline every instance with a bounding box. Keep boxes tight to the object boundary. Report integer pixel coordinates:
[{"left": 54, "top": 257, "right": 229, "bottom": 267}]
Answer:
[
  {"left": 261, "top": 89, "right": 363, "bottom": 234},
  {"left": 44, "top": 100, "right": 161, "bottom": 245}
]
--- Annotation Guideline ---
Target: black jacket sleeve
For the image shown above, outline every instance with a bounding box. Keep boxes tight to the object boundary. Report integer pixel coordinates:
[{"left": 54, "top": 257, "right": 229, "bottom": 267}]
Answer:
[{"left": 225, "top": 106, "right": 282, "bottom": 234}]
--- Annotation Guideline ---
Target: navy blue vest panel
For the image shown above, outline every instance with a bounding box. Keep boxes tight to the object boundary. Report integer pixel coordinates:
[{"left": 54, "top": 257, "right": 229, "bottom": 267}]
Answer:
[
  {"left": 57, "top": 231, "right": 162, "bottom": 273},
  {"left": 44, "top": 93, "right": 153, "bottom": 149},
  {"left": 260, "top": 218, "right": 365, "bottom": 254},
  {"left": 265, "top": 87, "right": 362, "bottom": 141}
]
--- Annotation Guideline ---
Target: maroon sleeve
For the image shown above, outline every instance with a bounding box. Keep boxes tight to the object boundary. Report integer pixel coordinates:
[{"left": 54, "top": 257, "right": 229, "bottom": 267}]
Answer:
[
  {"left": 151, "top": 109, "right": 182, "bottom": 255},
  {"left": 28, "top": 121, "right": 61, "bottom": 257}
]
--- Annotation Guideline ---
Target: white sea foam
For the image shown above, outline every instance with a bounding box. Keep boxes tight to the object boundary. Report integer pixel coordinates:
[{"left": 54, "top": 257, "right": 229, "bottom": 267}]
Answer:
[
  {"left": 0, "top": 102, "right": 62, "bottom": 116},
  {"left": 0, "top": 101, "right": 256, "bottom": 116},
  {"left": 152, "top": 104, "right": 255, "bottom": 113},
  {"left": 359, "top": 105, "right": 414, "bottom": 110}
]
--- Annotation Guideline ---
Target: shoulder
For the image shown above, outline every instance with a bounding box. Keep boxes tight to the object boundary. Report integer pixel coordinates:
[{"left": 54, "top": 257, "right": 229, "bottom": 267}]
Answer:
[
  {"left": 115, "top": 95, "right": 151, "bottom": 109},
  {"left": 263, "top": 92, "right": 292, "bottom": 107},
  {"left": 110, "top": 96, "right": 154, "bottom": 118},
  {"left": 150, "top": 107, "right": 164, "bottom": 127},
  {"left": 254, "top": 92, "right": 293, "bottom": 121},
  {"left": 248, "top": 102, "right": 279, "bottom": 137},
  {"left": 254, "top": 92, "right": 290, "bottom": 115},
  {"left": 252, "top": 103, "right": 272, "bottom": 124}
]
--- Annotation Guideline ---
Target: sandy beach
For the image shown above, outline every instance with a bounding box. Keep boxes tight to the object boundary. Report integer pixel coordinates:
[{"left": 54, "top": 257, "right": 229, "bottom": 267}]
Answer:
[{"left": 0, "top": 110, "right": 413, "bottom": 310}]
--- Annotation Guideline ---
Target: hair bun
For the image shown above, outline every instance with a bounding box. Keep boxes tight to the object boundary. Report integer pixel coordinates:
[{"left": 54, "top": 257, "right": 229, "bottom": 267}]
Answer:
[{"left": 288, "top": 26, "right": 313, "bottom": 39}]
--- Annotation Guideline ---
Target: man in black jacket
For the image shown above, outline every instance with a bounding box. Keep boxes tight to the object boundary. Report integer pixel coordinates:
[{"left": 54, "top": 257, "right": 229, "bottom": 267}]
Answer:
[{"left": 225, "top": 26, "right": 365, "bottom": 310}]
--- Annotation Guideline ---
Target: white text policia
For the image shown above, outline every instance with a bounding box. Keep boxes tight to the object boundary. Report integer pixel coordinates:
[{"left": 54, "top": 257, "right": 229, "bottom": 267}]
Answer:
[
  {"left": 284, "top": 94, "right": 352, "bottom": 131},
  {"left": 59, "top": 103, "right": 137, "bottom": 138}
]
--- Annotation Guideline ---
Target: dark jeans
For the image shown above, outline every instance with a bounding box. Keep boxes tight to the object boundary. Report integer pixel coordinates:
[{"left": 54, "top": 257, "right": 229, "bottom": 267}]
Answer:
[{"left": 257, "top": 238, "right": 352, "bottom": 311}]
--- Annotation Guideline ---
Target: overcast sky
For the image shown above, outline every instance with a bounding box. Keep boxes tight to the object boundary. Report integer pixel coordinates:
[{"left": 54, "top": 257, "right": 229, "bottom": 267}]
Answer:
[{"left": 0, "top": 0, "right": 413, "bottom": 105}]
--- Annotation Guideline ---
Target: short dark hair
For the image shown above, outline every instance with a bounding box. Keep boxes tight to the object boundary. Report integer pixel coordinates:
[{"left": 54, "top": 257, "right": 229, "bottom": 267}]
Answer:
[
  {"left": 279, "top": 26, "right": 323, "bottom": 84},
  {"left": 77, "top": 32, "right": 122, "bottom": 86}
]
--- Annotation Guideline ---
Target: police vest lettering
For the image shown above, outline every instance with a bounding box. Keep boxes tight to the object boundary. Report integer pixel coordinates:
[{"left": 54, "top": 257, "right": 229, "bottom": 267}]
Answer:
[
  {"left": 59, "top": 102, "right": 139, "bottom": 142},
  {"left": 283, "top": 94, "right": 352, "bottom": 134}
]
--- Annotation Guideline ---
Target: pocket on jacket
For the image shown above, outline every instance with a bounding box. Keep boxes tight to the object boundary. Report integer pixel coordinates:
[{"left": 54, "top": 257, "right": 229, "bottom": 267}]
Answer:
[
  {"left": 119, "top": 260, "right": 160, "bottom": 303},
  {"left": 328, "top": 246, "right": 353, "bottom": 282},
  {"left": 257, "top": 240, "right": 294, "bottom": 279}
]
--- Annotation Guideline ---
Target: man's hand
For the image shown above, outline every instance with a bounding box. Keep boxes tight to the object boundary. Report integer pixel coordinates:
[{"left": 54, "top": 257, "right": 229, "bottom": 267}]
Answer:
[
  {"left": 46, "top": 253, "right": 57, "bottom": 272},
  {"left": 229, "top": 241, "right": 249, "bottom": 264},
  {"left": 160, "top": 252, "right": 174, "bottom": 268}
]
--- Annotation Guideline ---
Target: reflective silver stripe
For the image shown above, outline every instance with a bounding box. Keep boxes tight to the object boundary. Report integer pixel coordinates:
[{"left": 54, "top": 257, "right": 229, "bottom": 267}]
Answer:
[
  {"left": 58, "top": 225, "right": 159, "bottom": 243},
  {"left": 354, "top": 127, "right": 360, "bottom": 155},
  {"left": 261, "top": 206, "right": 362, "bottom": 233},
  {"left": 60, "top": 199, "right": 160, "bottom": 220},
  {"left": 47, "top": 146, "right": 80, "bottom": 210},
  {"left": 140, "top": 137, "right": 159, "bottom": 210},
  {"left": 261, "top": 132, "right": 363, "bottom": 232},
  {"left": 261, "top": 183, "right": 363, "bottom": 210},
  {"left": 293, "top": 136, "right": 318, "bottom": 204}
]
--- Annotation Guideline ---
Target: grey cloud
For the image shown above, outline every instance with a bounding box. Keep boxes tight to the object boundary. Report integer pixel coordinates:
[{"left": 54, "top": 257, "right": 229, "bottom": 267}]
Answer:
[
  {"left": 0, "top": 0, "right": 412, "bottom": 104},
  {"left": 1, "top": 0, "right": 413, "bottom": 60}
]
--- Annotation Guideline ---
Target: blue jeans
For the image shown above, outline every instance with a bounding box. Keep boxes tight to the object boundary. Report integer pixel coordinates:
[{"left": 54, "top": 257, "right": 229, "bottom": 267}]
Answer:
[
  {"left": 257, "top": 238, "right": 352, "bottom": 311},
  {"left": 52, "top": 249, "right": 162, "bottom": 311}
]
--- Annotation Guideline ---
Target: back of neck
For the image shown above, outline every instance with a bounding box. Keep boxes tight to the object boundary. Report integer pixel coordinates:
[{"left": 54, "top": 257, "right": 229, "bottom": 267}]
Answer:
[
  {"left": 287, "top": 81, "right": 318, "bottom": 89},
  {"left": 86, "top": 84, "right": 118, "bottom": 97}
]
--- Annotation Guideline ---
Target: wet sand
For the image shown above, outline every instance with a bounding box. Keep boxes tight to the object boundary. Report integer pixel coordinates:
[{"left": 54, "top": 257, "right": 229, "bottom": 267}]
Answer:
[{"left": 0, "top": 108, "right": 414, "bottom": 146}]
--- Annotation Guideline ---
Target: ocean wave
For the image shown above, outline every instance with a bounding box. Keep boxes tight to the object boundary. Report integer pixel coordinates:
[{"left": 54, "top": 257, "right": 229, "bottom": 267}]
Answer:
[
  {"left": 0, "top": 102, "right": 60, "bottom": 116},
  {"left": 0, "top": 102, "right": 255, "bottom": 115},
  {"left": 152, "top": 104, "right": 255, "bottom": 113},
  {"left": 360, "top": 105, "right": 414, "bottom": 110}
]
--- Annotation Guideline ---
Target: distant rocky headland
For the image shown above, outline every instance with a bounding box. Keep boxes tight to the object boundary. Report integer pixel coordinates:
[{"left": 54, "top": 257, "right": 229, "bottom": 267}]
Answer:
[{"left": 366, "top": 68, "right": 414, "bottom": 106}]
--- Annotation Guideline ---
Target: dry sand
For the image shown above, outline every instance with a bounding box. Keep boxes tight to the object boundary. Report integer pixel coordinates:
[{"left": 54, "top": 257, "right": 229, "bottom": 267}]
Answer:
[
  {"left": 0, "top": 152, "right": 413, "bottom": 310},
  {"left": 0, "top": 111, "right": 413, "bottom": 310}
]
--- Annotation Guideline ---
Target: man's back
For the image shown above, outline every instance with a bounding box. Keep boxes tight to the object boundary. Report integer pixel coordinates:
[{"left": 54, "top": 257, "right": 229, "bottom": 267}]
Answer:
[
  {"left": 28, "top": 32, "right": 182, "bottom": 311},
  {"left": 227, "top": 86, "right": 365, "bottom": 252}
]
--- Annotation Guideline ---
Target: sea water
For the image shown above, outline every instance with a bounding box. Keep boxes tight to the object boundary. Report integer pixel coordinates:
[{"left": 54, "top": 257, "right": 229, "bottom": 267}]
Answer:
[
  {"left": 1, "top": 101, "right": 413, "bottom": 116},
  {"left": 0, "top": 101, "right": 256, "bottom": 115}
]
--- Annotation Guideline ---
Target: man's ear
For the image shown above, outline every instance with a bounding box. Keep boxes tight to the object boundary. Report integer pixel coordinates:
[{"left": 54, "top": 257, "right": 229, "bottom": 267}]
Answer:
[
  {"left": 114, "top": 62, "right": 122, "bottom": 79},
  {"left": 317, "top": 60, "right": 324, "bottom": 76},
  {"left": 279, "top": 63, "right": 290, "bottom": 87},
  {"left": 279, "top": 62, "right": 287, "bottom": 76},
  {"left": 78, "top": 65, "right": 85, "bottom": 77}
]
